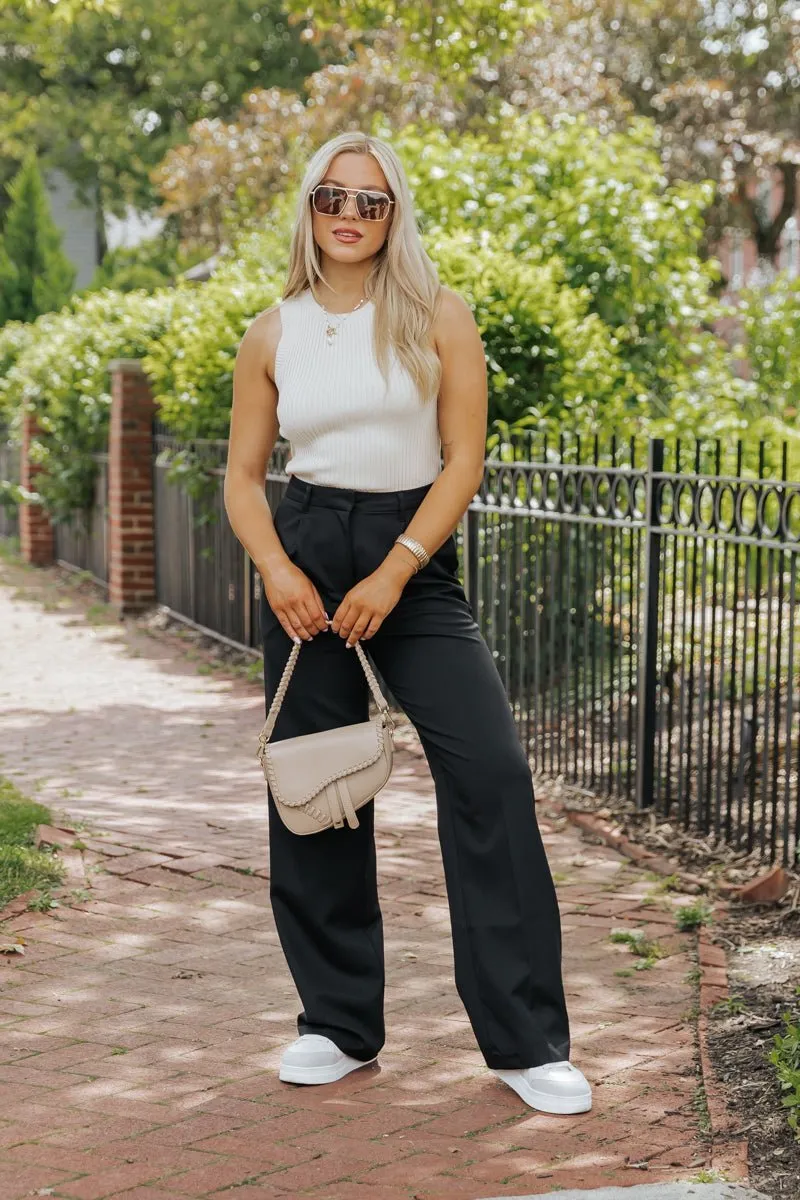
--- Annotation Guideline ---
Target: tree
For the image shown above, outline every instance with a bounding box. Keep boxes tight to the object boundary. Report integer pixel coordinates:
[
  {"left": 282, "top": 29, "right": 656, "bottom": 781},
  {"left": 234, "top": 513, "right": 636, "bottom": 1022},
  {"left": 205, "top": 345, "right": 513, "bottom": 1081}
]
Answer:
[
  {"left": 0, "top": 152, "right": 75, "bottom": 324},
  {"left": 282, "top": 0, "right": 545, "bottom": 93},
  {"left": 506, "top": 1, "right": 800, "bottom": 273},
  {"left": 0, "top": 0, "right": 320, "bottom": 221},
  {"left": 283, "top": 1, "right": 800, "bottom": 273}
]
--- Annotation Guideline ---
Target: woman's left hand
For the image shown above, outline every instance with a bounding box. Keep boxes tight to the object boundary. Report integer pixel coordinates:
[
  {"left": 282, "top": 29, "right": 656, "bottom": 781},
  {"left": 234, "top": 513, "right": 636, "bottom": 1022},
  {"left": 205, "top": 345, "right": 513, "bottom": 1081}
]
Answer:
[{"left": 329, "top": 564, "right": 409, "bottom": 646}]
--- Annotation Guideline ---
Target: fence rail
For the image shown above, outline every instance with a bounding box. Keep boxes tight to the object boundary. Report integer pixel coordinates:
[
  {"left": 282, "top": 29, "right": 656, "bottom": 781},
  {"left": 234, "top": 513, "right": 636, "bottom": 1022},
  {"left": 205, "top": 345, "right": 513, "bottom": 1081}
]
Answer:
[
  {"left": 153, "top": 427, "right": 294, "bottom": 650},
  {"left": 8, "top": 420, "right": 799, "bottom": 868},
  {"left": 464, "top": 434, "right": 800, "bottom": 867},
  {"left": 646, "top": 442, "right": 799, "bottom": 866},
  {"left": 53, "top": 452, "right": 109, "bottom": 585}
]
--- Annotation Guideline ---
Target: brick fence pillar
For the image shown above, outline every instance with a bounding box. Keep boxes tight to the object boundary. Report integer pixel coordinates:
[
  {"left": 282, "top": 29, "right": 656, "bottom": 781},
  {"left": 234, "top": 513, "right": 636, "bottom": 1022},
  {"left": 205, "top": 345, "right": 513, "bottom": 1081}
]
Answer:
[
  {"left": 108, "top": 360, "right": 156, "bottom": 615},
  {"left": 20, "top": 411, "right": 54, "bottom": 566}
]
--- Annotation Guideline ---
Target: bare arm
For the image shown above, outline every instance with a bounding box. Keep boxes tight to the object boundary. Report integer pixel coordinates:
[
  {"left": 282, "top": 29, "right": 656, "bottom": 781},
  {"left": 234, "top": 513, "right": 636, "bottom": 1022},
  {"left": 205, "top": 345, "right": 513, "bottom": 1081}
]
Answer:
[
  {"left": 223, "top": 307, "right": 328, "bottom": 641},
  {"left": 380, "top": 286, "right": 488, "bottom": 583},
  {"left": 223, "top": 307, "right": 283, "bottom": 577}
]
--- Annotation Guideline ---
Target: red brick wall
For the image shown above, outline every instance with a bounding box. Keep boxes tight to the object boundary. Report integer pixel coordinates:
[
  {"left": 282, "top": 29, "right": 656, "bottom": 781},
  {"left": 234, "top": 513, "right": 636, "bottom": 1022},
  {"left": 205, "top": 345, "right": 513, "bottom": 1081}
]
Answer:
[
  {"left": 107, "top": 360, "right": 156, "bottom": 614},
  {"left": 19, "top": 411, "right": 54, "bottom": 566}
]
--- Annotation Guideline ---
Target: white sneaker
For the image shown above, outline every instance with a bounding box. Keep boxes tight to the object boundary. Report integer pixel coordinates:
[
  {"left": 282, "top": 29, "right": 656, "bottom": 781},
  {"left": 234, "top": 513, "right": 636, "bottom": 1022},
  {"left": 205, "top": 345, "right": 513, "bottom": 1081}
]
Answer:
[
  {"left": 491, "top": 1059, "right": 592, "bottom": 1114},
  {"left": 278, "top": 1034, "right": 378, "bottom": 1085}
]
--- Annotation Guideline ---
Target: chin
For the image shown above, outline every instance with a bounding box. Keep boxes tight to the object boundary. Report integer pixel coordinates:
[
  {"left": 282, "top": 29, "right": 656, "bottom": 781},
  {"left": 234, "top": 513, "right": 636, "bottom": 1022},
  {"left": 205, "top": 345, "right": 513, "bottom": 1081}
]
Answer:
[{"left": 327, "top": 241, "right": 371, "bottom": 257}]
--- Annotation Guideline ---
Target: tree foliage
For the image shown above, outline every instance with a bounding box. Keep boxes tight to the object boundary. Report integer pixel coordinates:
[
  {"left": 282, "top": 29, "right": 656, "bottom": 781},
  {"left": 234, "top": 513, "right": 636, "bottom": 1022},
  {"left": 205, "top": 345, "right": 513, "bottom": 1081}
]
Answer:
[
  {"left": 85, "top": 228, "right": 207, "bottom": 293},
  {"left": 511, "top": 1, "right": 800, "bottom": 268},
  {"left": 735, "top": 271, "right": 800, "bottom": 432},
  {"left": 151, "top": 0, "right": 800, "bottom": 272},
  {"left": 4, "top": 107, "right": 767, "bottom": 527},
  {"left": 0, "top": 0, "right": 320, "bottom": 219},
  {"left": 0, "top": 152, "right": 75, "bottom": 324},
  {"left": 403, "top": 113, "right": 734, "bottom": 417}
]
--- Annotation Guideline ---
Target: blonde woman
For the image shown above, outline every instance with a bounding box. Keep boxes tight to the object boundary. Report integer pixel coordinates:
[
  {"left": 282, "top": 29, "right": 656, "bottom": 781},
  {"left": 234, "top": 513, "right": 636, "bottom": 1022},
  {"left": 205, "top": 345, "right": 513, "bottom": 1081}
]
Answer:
[{"left": 224, "top": 132, "right": 591, "bottom": 1115}]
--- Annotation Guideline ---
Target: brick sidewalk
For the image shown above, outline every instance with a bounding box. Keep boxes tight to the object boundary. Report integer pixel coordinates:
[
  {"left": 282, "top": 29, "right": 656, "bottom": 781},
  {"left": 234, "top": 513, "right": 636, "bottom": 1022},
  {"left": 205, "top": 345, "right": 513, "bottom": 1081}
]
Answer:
[{"left": 0, "top": 563, "right": 717, "bottom": 1199}]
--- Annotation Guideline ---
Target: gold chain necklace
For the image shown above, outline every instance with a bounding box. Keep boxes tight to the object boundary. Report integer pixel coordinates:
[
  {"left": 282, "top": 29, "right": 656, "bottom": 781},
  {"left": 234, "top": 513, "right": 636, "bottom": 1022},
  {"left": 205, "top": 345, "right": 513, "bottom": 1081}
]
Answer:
[{"left": 320, "top": 295, "right": 368, "bottom": 346}]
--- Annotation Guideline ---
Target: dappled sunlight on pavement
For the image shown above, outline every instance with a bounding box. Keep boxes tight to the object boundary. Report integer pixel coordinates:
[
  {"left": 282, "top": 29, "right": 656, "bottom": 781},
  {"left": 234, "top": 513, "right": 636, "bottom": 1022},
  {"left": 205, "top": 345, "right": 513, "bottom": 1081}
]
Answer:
[{"left": 0, "top": 563, "right": 714, "bottom": 1199}]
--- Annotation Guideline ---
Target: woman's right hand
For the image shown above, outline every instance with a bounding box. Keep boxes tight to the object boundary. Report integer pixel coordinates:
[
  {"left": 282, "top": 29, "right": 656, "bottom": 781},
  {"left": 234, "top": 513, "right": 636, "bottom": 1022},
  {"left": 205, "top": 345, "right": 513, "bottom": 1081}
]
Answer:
[{"left": 263, "top": 558, "right": 330, "bottom": 643}]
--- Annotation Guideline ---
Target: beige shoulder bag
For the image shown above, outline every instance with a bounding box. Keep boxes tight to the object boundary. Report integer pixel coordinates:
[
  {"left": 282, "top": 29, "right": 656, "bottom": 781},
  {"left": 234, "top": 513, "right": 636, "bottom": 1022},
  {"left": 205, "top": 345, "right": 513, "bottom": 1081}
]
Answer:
[{"left": 256, "top": 639, "right": 395, "bottom": 835}]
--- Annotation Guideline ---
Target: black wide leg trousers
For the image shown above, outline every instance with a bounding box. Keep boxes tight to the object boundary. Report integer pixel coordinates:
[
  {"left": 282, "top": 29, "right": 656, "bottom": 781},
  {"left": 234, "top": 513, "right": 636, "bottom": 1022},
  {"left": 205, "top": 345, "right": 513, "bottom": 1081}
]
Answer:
[{"left": 259, "top": 473, "right": 571, "bottom": 1071}]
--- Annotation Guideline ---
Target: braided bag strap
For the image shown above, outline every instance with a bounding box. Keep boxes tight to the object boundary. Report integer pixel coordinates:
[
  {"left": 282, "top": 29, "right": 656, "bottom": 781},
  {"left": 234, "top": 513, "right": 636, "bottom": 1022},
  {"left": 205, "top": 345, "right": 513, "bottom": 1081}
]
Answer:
[
  {"left": 257, "top": 638, "right": 392, "bottom": 753},
  {"left": 353, "top": 640, "right": 393, "bottom": 718}
]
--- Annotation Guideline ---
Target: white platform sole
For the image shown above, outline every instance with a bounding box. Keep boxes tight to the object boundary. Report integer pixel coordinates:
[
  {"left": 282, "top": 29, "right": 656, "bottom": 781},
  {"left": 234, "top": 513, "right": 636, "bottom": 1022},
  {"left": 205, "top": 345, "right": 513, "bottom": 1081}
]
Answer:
[
  {"left": 279, "top": 1052, "right": 378, "bottom": 1085},
  {"left": 491, "top": 1066, "right": 592, "bottom": 1114}
]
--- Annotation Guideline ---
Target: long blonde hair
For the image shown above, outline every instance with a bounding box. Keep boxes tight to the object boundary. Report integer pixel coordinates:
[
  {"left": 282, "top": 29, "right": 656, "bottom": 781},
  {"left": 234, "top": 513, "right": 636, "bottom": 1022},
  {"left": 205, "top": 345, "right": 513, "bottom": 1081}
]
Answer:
[{"left": 282, "top": 132, "right": 443, "bottom": 404}]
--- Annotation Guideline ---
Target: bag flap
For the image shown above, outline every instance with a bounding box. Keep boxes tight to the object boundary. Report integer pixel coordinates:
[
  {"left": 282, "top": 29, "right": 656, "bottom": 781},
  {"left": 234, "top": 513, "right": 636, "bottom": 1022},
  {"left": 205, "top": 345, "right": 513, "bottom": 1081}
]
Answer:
[{"left": 261, "top": 717, "right": 388, "bottom": 807}]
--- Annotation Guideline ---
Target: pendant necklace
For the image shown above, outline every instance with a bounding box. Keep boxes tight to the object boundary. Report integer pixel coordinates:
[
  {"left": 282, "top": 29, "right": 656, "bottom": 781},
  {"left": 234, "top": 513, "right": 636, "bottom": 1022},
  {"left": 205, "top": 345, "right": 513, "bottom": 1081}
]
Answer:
[{"left": 319, "top": 294, "right": 369, "bottom": 346}]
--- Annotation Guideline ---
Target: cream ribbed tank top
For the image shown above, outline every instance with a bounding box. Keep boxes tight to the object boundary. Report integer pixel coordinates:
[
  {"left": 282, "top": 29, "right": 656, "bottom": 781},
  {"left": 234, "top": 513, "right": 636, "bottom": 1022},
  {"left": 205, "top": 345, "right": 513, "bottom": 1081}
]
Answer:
[{"left": 274, "top": 288, "right": 442, "bottom": 491}]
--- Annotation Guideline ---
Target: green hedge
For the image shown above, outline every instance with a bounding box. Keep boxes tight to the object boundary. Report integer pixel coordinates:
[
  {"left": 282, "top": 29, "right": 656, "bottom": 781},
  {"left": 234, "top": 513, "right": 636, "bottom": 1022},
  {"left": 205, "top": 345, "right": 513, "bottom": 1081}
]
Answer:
[
  {"left": 3, "top": 117, "right": 798, "bottom": 522},
  {"left": 3, "top": 289, "right": 174, "bottom": 520},
  {"left": 431, "top": 230, "right": 620, "bottom": 430}
]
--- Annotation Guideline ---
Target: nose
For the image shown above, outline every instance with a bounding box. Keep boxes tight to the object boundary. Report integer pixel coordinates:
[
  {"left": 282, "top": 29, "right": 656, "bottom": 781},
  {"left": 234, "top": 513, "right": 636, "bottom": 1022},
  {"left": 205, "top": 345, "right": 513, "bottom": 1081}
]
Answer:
[{"left": 341, "top": 192, "right": 360, "bottom": 218}]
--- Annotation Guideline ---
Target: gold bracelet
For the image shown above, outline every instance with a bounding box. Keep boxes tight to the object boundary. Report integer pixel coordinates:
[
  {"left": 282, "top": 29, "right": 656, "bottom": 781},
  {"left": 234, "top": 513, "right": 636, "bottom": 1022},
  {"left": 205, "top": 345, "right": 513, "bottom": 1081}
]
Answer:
[{"left": 394, "top": 534, "right": 430, "bottom": 571}]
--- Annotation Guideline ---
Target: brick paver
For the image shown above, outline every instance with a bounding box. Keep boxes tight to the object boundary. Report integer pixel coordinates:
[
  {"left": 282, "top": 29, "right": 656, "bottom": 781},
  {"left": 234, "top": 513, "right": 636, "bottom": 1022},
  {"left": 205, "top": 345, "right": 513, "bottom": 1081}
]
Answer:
[{"left": 0, "top": 564, "right": 715, "bottom": 1199}]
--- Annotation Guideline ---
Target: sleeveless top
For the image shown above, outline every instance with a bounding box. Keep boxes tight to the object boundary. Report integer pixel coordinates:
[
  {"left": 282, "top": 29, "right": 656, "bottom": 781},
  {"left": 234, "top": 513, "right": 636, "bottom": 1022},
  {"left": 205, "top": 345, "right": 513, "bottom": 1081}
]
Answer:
[{"left": 274, "top": 288, "right": 442, "bottom": 491}]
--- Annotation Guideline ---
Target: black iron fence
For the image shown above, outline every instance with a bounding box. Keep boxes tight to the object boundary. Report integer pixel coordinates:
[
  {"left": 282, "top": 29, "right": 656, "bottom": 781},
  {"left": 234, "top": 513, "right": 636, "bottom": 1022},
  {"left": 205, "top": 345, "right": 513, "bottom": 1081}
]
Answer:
[
  {"left": 153, "top": 425, "right": 289, "bottom": 649},
  {"left": 19, "top": 418, "right": 800, "bottom": 868},
  {"left": 53, "top": 452, "right": 109, "bottom": 585},
  {"left": 648, "top": 441, "right": 799, "bottom": 866},
  {"left": 464, "top": 434, "right": 800, "bottom": 868}
]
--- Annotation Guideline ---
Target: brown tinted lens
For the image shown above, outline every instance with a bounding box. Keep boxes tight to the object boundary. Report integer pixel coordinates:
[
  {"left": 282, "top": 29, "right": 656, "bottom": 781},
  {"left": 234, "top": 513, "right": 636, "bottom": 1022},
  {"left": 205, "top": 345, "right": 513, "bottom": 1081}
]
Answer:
[
  {"left": 356, "top": 191, "right": 391, "bottom": 220},
  {"left": 313, "top": 186, "right": 347, "bottom": 215}
]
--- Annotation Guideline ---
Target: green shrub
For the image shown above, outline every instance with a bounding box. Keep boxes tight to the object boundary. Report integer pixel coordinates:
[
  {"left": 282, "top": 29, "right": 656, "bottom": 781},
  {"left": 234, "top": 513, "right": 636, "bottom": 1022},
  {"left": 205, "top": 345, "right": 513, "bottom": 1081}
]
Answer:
[
  {"left": 85, "top": 229, "right": 205, "bottom": 294},
  {"left": 2, "top": 116, "right": 789, "bottom": 519},
  {"left": 142, "top": 198, "right": 292, "bottom": 442},
  {"left": 143, "top": 269, "right": 279, "bottom": 442},
  {"left": 431, "top": 229, "right": 621, "bottom": 433},
  {"left": 403, "top": 111, "right": 745, "bottom": 432},
  {"left": 0, "top": 319, "right": 37, "bottom": 431},
  {"left": 4, "top": 288, "right": 175, "bottom": 520},
  {"left": 733, "top": 271, "right": 800, "bottom": 471}
]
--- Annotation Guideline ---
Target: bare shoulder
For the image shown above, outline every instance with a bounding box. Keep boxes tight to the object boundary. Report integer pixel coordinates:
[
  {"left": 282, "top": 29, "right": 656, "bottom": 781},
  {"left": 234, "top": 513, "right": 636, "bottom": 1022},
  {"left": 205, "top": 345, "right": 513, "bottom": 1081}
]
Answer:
[
  {"left": 239, "top": 301, "right": 283, "bottom": 382},
  {"left": 431, "top": 286, "right": 479, "bottom": 354},
  {"left": 432, "top": 286, "right": 477, "bottom": 348}
]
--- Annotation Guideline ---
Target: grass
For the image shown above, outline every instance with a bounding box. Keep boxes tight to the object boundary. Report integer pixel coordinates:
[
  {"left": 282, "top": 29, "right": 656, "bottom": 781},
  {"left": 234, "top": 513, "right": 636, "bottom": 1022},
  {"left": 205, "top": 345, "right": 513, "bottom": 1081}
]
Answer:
[
  {"left": 608, "top": 927, "right": 667, "bottom": 970},
  {"left": 690, "top": 1167, "right": 729, "bottom": 1183},
  {"left": 85, "top": 601, "right": 116, "bottom": 625},
  {"left": 0, "top": 776, "right": 66, "bottom": 911},
  {"left": 244, "top": 659, "right": 263, "bottom": 684},
  {"left": 675, "top": 900, "right": 714, "bottom": 931},
  {"left": 0, "top": 535, "right": 22, "bottom": 563},
  {"left": 711, "top": 993, "right": 747, "bottom": 1016},
  {"left": 646, "top": 871, "right": 684, "bottom": 892},
  {"left": 767, "top": 996, "right": 800, "bottom": 1140},
  {"left": 692, "top": 1079, "right": 712, "bottom": 1136}
]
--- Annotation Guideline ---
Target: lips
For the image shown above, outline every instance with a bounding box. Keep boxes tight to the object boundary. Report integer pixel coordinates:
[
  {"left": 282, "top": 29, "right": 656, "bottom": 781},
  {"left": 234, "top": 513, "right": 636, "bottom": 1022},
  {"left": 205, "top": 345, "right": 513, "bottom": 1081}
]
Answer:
[{"left": 333, "top": 229, "right": 363, "bottom": 241}]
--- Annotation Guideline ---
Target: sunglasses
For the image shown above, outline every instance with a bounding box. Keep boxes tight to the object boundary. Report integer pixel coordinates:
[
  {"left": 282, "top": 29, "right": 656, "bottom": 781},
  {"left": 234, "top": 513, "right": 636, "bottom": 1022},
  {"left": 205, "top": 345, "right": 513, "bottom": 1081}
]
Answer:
[{"left": 310, "top": 184, "right": 395, "bottom": 222}]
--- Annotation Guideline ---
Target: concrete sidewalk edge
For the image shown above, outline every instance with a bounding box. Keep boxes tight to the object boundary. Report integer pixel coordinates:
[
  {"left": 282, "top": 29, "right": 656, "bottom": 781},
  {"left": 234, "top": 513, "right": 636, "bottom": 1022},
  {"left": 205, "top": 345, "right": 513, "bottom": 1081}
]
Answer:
[{"left": 479, "top": 1182, "right": 772, "bottom": 1200}]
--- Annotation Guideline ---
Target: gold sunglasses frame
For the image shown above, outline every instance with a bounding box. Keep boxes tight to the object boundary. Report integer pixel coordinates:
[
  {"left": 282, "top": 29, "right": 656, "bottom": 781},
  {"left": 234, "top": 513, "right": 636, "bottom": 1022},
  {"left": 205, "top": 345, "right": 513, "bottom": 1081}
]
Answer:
[{"left": 310, "top": 184, "right": 395, "bottom": 221}]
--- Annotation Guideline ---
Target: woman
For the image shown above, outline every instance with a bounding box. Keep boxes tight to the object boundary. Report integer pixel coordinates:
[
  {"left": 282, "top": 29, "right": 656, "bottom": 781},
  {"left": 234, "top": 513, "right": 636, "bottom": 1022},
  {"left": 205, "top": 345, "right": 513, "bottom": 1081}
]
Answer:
[{"left": 224, "top": 131, "right": 591, "bottom": 1115}]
